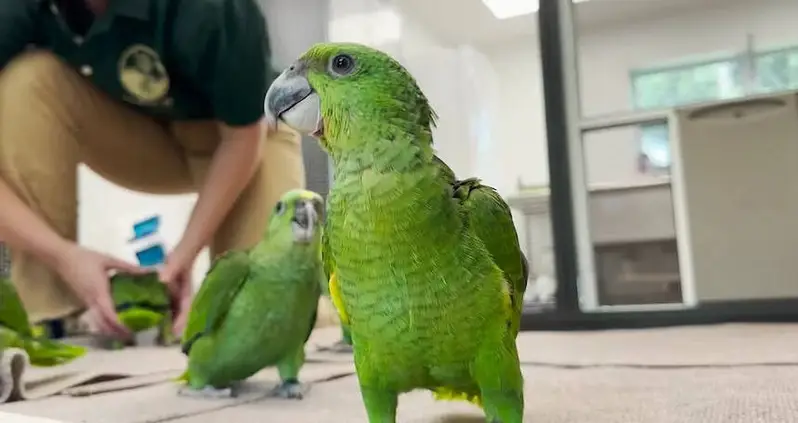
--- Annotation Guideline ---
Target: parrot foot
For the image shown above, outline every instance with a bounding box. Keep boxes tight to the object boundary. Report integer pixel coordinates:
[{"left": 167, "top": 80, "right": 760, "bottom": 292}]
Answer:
[
  {"left": 156, "top": 331, "right": 178, "bottom": 347},
  {"left": 269, "top": 380, "right": 309, "bottom": 400},
  {"left": 104, "top": 338, "right": 135, "bottom": 350},
  {"left": 178, "top": 385, "right": 237, "bottom": 399}
]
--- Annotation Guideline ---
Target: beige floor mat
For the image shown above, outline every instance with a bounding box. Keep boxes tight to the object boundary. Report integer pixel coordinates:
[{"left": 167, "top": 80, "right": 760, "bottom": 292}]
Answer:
[
  {"left": 516, "top": 323, "right": 798, "bottom": 366},
  {"left": 3, "top": 323, "right": 798, "bottom": 422},
  {"left": 146, "top": 364, "right": 798, "bottom": 423},
  {"left": 0, "top": 361, "right": 355, "bottom": 423}
]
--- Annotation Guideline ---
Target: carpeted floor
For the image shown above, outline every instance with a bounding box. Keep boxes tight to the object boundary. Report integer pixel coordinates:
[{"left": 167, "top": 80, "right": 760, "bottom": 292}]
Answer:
[{"left": 2, "top": 323, "right": 797, "bottom": 422}]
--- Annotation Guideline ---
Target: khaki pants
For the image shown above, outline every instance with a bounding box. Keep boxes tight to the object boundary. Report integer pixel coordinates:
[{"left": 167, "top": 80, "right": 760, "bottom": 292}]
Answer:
[{"left": 0, "top": 51, "right": 306, "bottom": 323}]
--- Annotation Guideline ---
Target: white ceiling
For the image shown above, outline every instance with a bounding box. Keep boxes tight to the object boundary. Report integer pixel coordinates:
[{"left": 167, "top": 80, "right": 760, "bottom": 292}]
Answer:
[{"left": 392, "top": 0, "right": 733, "bottom": 47}]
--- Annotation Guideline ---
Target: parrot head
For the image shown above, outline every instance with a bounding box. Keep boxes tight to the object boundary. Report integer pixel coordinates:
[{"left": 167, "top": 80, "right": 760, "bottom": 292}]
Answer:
[
  {"left": 264, "top": 42, "right": 438, "bottom": 155},
  {"left": 267, "top": 189, "right": 325, "bottom": 245}
]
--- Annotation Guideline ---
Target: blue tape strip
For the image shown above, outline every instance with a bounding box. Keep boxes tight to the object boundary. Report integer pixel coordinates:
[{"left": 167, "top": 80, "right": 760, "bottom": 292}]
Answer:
[{"left": 131, "top": 215, "right": 161, "bottom": 241}]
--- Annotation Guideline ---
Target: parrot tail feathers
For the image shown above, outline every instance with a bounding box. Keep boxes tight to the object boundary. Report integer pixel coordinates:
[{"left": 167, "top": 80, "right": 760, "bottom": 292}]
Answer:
[
  {"left": 432, "top": 387, "right": 483, "bottom": 408},
  {"left": 328, "top": 273, "right": 350, "bottom": 326},
  {"left": 174, "top": 370, "right": 190, "bottom": 383},
  {"left": 24, "top": 338, "right": 87, "bottom": 367},
  {"left": 180, "top": 332, "right": 204, "bottom": 356}
]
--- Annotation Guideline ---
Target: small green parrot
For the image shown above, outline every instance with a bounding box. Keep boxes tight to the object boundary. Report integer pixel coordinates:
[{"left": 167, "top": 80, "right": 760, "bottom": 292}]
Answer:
[
  {"left": 176, "top": 189, "right": 325, "bottom": 400},
  {"left": 265, "top": 43, "right": 529, "bottom": 422},
  {"left": 109, "top": 272, "right": 173, "bottom": 348},
  {"left": 0, "top": 277, "right": 87, "bottom": 366}
]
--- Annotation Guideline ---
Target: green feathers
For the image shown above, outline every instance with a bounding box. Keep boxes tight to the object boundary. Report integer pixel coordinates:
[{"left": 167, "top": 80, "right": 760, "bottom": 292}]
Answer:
[
  {"left": 180, "top": 250, "right": 250, "bottom": 357},
  {"left": 0, "top": 278, "right": 86, "bottom": 367},
  {"left": 450, "top": 176, "right": 529, "bottom": 335},
  {"left": 267, "top": 42, "right": 527, "bottom": 422},
  {"left": 110, "top": 272, "right": 171, "bottom": 333},
  {"left": 177, "top": 190, "right": 325, "bottom": 398},
  {"left": 0, "top": 277, "right": 32, "bottom": 337}
]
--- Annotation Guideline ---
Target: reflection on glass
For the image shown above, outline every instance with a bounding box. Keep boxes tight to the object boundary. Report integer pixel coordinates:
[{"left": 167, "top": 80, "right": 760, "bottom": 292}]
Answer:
[
  {"left": 639, "top": 123, "right": 671, "bottom": 173},
  {"left": 582, "top": 127, "right": 682, "bottom": 306},
  {"left": 631, "top": 59, "right": 744, "bottom": 110},
  {"left": 627, "top": 46, "right": 798, "bottom": 173},
  {"left": 754, "top": 47, "right": 798, "bottom": 93}
]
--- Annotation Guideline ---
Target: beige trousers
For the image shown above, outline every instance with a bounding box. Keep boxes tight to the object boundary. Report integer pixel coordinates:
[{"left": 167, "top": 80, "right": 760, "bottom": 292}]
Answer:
[{"left": 0, "top": 51, "right": 306, "bottom": 322}]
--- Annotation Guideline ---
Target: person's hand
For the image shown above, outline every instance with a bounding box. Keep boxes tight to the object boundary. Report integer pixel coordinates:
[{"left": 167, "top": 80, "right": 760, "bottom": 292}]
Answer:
[
  {"left": 158, "top": 248, "right": 195, "bottom": 338},
  {"left": 53, "top": 243, "right": 145, "bottom": 339}
]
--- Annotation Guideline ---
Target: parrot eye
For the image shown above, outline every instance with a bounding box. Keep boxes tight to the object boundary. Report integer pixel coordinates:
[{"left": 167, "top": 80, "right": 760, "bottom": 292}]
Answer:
[
  {"left": 312, "top": 198, "right": 325, "bottom": 218},
  {"left": 274, "top": 201, "right": 286, "bottom": 215},
  {"left": 329, "top": 54, "right": 355, "bottom": 76}
]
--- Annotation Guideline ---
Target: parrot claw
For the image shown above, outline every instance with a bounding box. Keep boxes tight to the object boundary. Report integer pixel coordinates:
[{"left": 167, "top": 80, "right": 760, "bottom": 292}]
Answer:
[
  {"left": 178, "top": 385, "right": 237, "bottom": 399},
  {"left": 269, "top": 380, "right": 308, "bottom": 400}
]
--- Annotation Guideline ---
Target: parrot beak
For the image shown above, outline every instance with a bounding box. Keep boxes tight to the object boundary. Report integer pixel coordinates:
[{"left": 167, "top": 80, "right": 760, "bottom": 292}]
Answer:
[
  {"left": 265, "top": 63, "right": 324, "bottom": 137},
  {"left": 291, "top": 200, "right": 320, "bottom": 244}
]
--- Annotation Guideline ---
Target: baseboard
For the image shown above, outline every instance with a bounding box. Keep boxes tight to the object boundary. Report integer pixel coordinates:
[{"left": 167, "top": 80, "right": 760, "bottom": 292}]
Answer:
[{"left": 520, "top": 298, "right": 798, "bottom": 331}]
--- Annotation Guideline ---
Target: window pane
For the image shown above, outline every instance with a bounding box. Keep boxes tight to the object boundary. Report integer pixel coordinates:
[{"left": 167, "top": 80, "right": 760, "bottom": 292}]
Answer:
[
  {"left": 633, "top": 72, "right": 674, "bottom": 109},
  {"left": 755, "top": 48, "right": 798, "bottom": 93},
  {"left": 640, "top": 123, "right": 671, "bottom": 169},
  {"left": 633, "top": 59, "right": 744, "bottom": 110},
  {"left": 631, "top": 58, "right": 743, "bottom": 178}
]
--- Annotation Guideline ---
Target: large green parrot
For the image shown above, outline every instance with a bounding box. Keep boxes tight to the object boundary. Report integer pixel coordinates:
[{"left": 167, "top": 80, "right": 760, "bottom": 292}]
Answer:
[
  {"left": 0, "top": 278, "right": 87, "bottom": 366},
  {"left": 264, "top": 43, "right": 529, "bottom": 423},
  {"left": 109, "top": 272, "right": 173, "bottom": 348},
  {"left": 176, "top": 189, "right": 325, "bottom": 400}
]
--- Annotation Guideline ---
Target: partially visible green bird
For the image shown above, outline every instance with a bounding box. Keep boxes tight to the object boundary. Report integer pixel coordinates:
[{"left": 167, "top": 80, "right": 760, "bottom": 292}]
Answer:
[
  {"left": 0, "top": 277, "right": 86, "bottom": 366},
  {"left": 109, "top": 272, "right": 173, "bottom": 348},
  {"left": 177, "top": 189, "right": 326, "bottom": 400},
  {"left": 265, "top": 42, "right": 529, "bottom": 423}
]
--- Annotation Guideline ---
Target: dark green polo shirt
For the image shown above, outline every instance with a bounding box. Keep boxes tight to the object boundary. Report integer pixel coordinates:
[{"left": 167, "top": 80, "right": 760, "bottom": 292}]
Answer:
[{"left": 0, "top": 0, "right": 275, "bottom": 127}]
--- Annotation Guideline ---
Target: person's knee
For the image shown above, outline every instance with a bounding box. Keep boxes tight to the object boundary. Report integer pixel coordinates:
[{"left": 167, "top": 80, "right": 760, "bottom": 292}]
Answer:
[{"left": 0, "top": 50, "right": 71, "bottom": 104}]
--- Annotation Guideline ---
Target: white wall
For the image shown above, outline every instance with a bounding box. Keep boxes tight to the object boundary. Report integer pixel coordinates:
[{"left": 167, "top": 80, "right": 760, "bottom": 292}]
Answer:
[
  {"left": 77, "top": 166, "right": 210, "bottom": 288},
  {"left": 327, "top": 0, "right": 506, "bottom": 191},
  {"left": 480, "top": 0, "right": 798, "bottom": 190}
]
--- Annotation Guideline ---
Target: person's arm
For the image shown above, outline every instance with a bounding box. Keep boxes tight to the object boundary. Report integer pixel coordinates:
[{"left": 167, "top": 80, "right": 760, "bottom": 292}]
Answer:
[
  {"left": 172, "top": 123, "right": 262, "bottom": 260},
  {"left": 0, "top": 180, "right": 70, "bottom": 268},
  {"left": 170, "top": 0, "right": 273, "bottom": 259}
]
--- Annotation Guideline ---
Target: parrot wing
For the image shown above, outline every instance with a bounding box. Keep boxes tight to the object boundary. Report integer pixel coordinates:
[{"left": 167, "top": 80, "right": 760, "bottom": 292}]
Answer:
[
  {"left": 321, "top": 222, "right": 334, "bottom": 294},
  {"left": 0, "top": 277, "right": 33, "bottom": 337},
  {"left": 180, "top": 250, "right": 250, "bottom": 355},
  {"left": 433, "top": 154, "right": 457, "bottom": 186},
  {"left": 322, "top": 219, "right": 349, "bottom": 327},
  {"left": 452, "top": 178, "right": 529, "bottom": 335},
  {"left": 301, "top": 268, "right": 326, "bottom": 346},
  {"left": 110, "top": 272, "right": 170, "bottom": 311}
]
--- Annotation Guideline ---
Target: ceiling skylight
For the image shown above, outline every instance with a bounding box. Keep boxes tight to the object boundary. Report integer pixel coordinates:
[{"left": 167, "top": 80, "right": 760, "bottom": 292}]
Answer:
[{"left": 482, "top": 0, "right": 590, "bottom": 20}]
